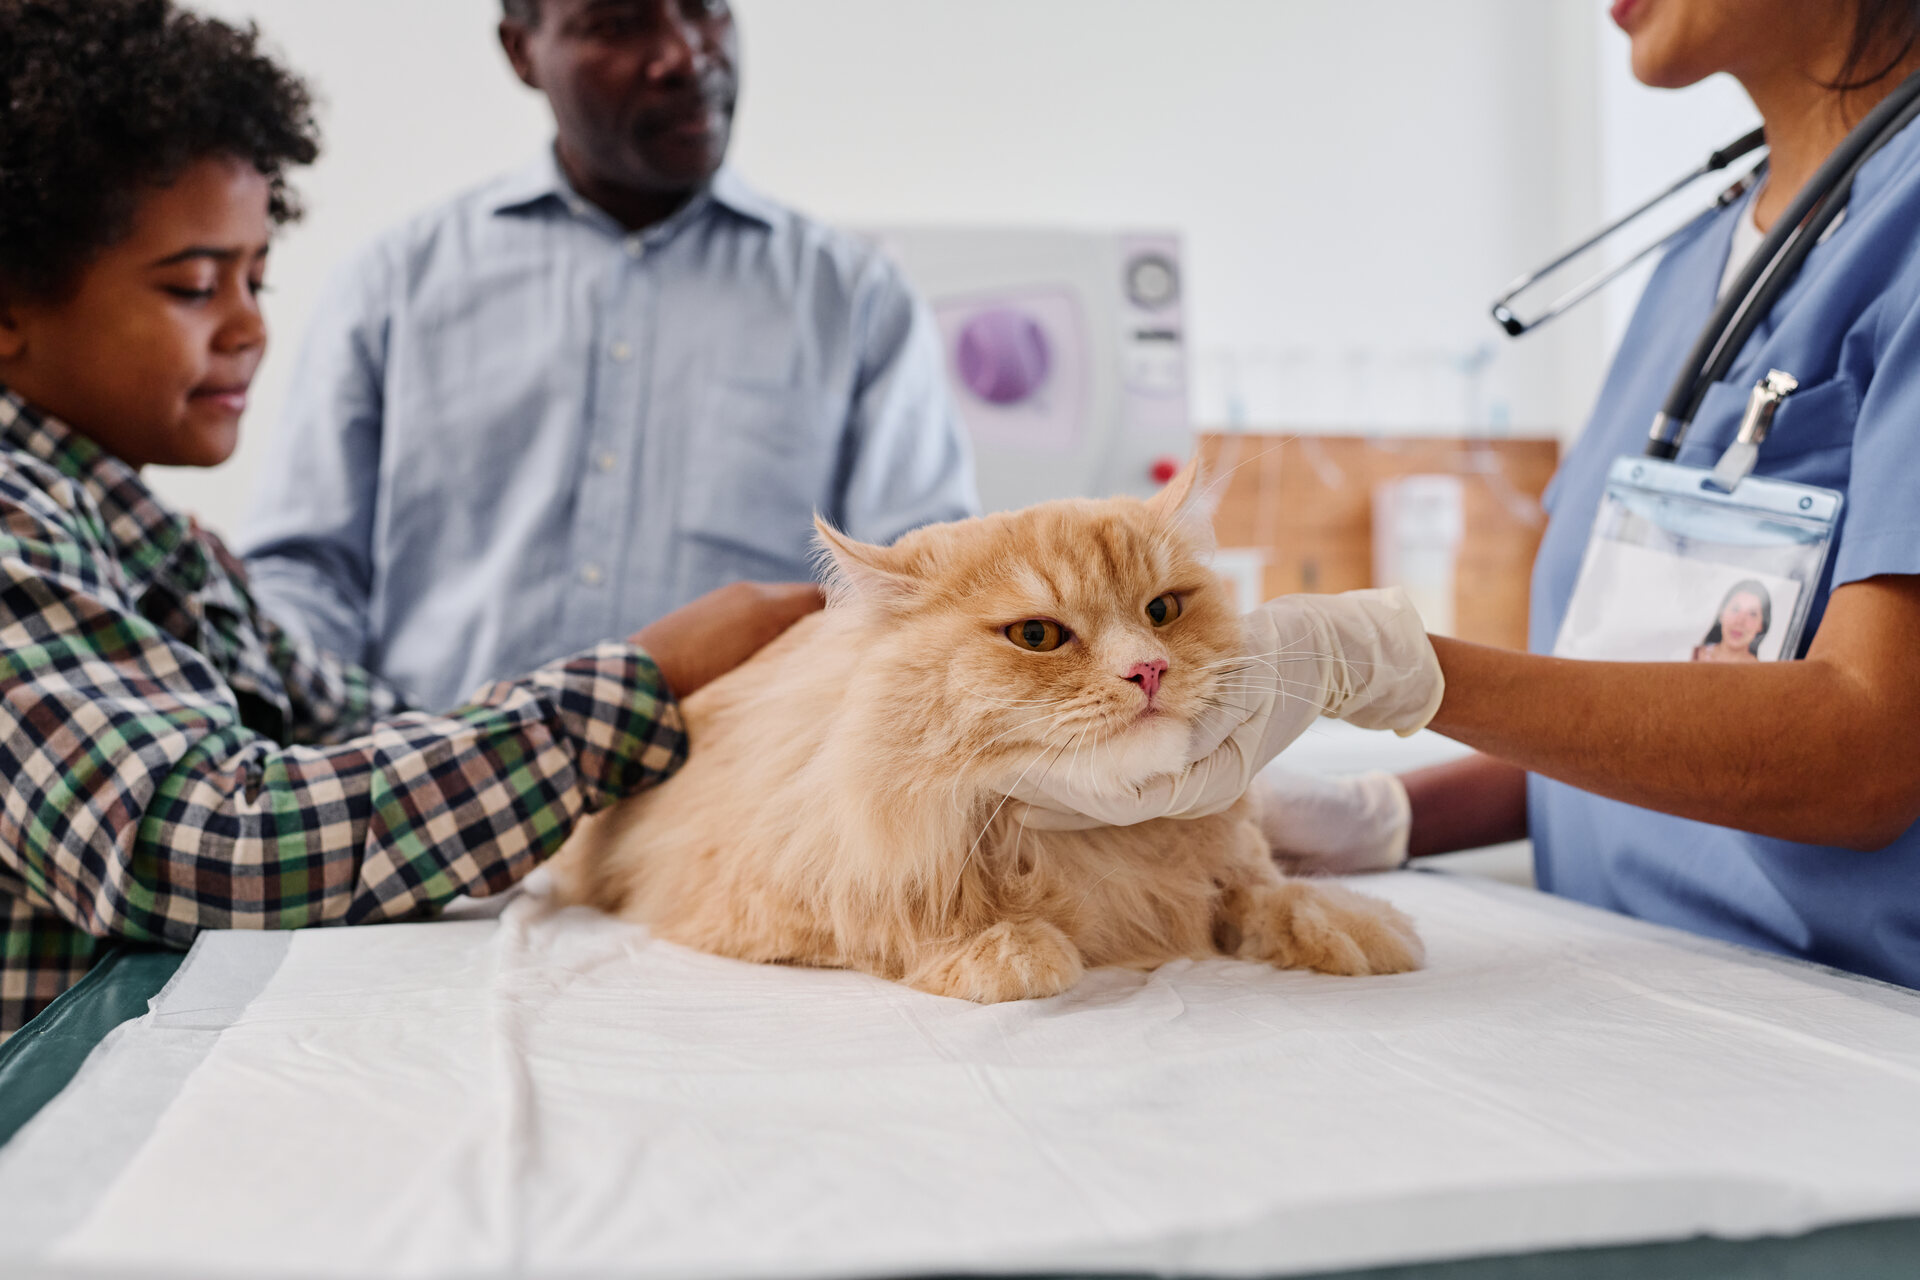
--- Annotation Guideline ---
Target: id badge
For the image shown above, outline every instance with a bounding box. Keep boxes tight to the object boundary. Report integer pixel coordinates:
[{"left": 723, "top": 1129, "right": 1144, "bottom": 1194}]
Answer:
[{"left": 1554, "top": 458, "right": 1843, "bottom": 663}]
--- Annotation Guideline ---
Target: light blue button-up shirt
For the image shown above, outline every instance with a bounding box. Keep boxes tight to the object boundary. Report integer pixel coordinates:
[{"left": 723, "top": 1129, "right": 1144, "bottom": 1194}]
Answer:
[{"left": 239, "top": 151, "right": 976, "bottom": 710}]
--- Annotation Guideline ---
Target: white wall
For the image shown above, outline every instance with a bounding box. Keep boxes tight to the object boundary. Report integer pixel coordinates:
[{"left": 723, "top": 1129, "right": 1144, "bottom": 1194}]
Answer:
[
  {"left": 149, "top": 0, "right": 1731, "bottom": 537},
  {"left": 1592, "top": 11, "right": 1760, "bottom": 355},
  {"left": 158, "top": 0, "right": 554, "bottom": 531}
]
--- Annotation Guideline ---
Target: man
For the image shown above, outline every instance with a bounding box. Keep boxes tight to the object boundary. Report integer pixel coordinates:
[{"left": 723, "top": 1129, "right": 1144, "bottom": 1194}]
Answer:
[{"left": 239, "top": 0, "right": 976, "bottom": 709}]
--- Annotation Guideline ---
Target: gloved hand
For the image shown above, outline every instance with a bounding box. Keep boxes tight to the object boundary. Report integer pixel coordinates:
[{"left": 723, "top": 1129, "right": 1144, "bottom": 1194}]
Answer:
[
  {"left": 1252, "top": 767, "right": 1411, "bottom": 875},
  {"left": 1005, "top": 588, "right": 1442, "bottom": 829}
]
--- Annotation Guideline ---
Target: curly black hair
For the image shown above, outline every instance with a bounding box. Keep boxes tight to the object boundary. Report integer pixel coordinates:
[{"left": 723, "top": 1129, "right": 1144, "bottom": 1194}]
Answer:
[{"left": 0, "top": 0, "right": 320, "bottom": 300}]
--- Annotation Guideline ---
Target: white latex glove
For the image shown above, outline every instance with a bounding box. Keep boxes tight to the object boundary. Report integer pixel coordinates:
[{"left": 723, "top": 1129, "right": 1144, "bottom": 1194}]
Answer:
[
  {"left": 1252, "top": 767, "right": 1410, "bottom": 875},
  {"left": 1006, "top": 588, "right": 1442, "bottom": 830}
]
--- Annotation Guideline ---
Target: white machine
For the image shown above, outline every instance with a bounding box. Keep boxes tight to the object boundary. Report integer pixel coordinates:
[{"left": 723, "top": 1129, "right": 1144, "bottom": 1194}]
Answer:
[{"left": 868, "top": 228, "right": 1192, "bottom": 513}]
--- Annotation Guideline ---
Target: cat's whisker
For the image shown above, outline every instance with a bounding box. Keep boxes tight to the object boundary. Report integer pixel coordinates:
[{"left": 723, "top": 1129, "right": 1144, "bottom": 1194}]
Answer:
[
  {"left": 1203, "top": 644, "right": 1434, "bottom": 675},
  {"left": 950, "top": 734, "right": 1075, "bottom": 909},
  {"left": 1204, "top": 679, "right": 1333, "bottom": 698},
  {"left": 1072, "top": 864, "right": 1126, "bottom": 921},
  {"left": 944, "top": 703, "right": 1093, "bottom": 811},
  {"left": 1197, "top": 676, "right": 1337, "bottom": 702},
  {"left": 1013, "top": 723, "right": 1093, "bottom": 874},
  {"left": 969, "top": 692, "right": 1073, "bottom": 707},
  {"left": 1204, "top": 683, "right": 1335, "bottom": 705}
]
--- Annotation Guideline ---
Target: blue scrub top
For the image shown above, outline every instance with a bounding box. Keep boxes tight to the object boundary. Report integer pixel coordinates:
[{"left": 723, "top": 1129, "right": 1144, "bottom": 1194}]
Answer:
[{"left": 1529, "top": 117, "right": 1920, "bottom": 988}]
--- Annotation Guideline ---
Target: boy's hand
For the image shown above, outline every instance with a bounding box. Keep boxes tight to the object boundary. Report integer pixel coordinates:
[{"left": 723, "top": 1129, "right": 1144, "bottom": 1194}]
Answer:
[{"left": 631, "top": 582, "right": 825, "bottom": 699}]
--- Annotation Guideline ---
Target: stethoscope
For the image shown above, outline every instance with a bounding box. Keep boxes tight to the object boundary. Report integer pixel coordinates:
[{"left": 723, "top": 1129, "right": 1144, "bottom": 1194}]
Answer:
[{"left": 1491, "top": 67, "right": 1920, "bottom": 460}]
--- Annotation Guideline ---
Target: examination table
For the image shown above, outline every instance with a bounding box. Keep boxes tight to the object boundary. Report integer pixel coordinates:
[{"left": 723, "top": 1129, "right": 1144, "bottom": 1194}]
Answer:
[{"left": 4, "top": 868, "right": 1920, "bottom": 1280}]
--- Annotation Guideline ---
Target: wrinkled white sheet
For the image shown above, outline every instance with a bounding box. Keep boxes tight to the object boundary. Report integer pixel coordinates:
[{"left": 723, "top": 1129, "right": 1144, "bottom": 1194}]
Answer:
[{"left": 11, "top": 872, "right": 1920, "bottom": 1279}]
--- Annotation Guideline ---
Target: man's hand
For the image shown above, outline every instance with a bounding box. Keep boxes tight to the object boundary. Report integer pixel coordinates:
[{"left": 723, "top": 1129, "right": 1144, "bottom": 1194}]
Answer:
[{"left": 631, "top": 582, "right": 825, "bottom": 699}]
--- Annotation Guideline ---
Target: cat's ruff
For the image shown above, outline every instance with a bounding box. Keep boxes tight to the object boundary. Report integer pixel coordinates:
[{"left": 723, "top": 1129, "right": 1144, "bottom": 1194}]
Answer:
[{"left": 551, "top": 463, "right": 1421, "bottom": 1001}]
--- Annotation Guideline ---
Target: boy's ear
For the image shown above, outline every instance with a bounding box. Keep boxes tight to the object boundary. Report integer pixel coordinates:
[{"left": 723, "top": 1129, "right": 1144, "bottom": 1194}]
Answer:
[
  {"left": 813, "top": 518, "right": 921, "bottom": 609},
  {"left": 1144, "top": 456, "right": 1219, "bottom": 554}
]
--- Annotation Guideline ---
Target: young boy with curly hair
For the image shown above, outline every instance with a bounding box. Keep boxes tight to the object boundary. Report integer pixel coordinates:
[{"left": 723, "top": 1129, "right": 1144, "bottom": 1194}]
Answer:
[{"left": 0, "top": 0, "right": 818, "bottom": 1037}]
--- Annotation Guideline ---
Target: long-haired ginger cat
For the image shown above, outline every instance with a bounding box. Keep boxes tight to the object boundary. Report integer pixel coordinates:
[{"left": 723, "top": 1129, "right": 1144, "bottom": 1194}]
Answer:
[{"left": 550, "top": 464, "right": 1421, "bottom": 1002}]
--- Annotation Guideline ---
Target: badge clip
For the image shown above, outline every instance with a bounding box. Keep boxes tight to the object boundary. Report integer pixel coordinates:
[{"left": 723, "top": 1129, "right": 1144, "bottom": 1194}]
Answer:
[{"left": 1709, "top": 369, "right": 1798, "bottom": 492}]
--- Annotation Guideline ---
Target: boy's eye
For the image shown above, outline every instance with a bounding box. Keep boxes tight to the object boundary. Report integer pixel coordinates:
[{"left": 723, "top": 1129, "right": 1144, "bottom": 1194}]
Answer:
[
  {"left": 1146, "top": 593, "right": 1182, "bottom": 627},
  {"left": 1006, "top": 619, "right": 1069, "bottom": 652},
  {"left": 163, "top": 286, "right": 216, "bottom": 302}
]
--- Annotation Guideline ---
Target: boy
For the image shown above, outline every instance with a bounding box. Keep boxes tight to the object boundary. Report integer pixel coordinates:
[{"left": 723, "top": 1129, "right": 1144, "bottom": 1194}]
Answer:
[{"left": 0, "top": 0, "right": 816, "bottom": 1037}]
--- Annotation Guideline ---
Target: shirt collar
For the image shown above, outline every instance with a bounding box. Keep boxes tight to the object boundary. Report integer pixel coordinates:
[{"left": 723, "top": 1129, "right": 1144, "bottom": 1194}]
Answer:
[
  {"left": 488, "top": 145, "right": 777, "bottom": 231},
  {"left": 0, "top": 386, "right": 205, "bottom": 596}
]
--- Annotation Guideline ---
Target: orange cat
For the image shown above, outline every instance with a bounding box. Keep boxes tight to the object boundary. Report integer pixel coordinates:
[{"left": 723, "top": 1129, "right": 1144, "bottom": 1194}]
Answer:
[{"left": 550, "top": 464, "right": 1421, "bottom": 1002}]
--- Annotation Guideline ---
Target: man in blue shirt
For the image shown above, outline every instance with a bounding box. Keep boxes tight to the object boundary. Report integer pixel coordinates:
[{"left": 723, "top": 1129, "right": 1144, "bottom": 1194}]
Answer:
[{"left": 239, "top": 0, "right": 976, "bottom": 710}]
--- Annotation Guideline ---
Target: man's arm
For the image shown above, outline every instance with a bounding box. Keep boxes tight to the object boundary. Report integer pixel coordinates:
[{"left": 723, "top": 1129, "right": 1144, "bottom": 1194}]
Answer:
[
  {"left": 235, "top": 246, "right": 391, "bottom": 665},
  {"left": 834, "top": 256, "right": 980, "bottom": 542},
  {"left": 1427, "top": 574, "right": 1920, "bottom": 850}
]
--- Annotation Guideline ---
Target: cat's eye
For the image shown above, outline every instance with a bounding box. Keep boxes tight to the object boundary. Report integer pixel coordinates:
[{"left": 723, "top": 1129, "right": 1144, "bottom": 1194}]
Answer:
[
  {"left": 1146, "top": 593, "right": 1183, "bottom": 627},
  {"left": 1006, "top": 619, "right": 1069, "bottom": 652}
]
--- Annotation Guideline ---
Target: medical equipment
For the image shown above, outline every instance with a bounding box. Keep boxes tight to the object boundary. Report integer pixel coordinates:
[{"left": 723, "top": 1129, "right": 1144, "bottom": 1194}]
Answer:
[
  {"left": 867, "top": 228, "right": 1191, "bottom": 512},
  {"left": 1489, "top": 127, "right": 1764, "bottom": 339},
  {"left": 1490, "top": 67, "right": 1920, "bottom": 460}
]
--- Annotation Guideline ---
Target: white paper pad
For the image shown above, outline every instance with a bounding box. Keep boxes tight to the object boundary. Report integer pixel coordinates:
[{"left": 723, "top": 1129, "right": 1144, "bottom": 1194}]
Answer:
[{"left": 8, "top": 872, "right": 1920, "bottom": 1279}]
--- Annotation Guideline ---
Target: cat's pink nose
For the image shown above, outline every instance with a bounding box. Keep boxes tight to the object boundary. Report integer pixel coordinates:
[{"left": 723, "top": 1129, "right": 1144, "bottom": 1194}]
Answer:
[{"left": 1125, "top": 659, "right": 1169, "bottom": 698}]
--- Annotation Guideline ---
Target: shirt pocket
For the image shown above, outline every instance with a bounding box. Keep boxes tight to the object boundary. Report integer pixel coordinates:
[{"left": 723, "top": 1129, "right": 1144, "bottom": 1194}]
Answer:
[
  {"left": 1675, "top": 372, "right": 1859, "bottom": 489},
  {"left": 677, "top": 367, "right": 840, "bottom": 571}
]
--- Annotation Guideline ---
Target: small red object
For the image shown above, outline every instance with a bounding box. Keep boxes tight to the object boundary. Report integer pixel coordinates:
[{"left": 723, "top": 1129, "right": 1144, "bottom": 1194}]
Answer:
[{"left": 1149, "top": 456, "right": 1182, "bottom": 485}]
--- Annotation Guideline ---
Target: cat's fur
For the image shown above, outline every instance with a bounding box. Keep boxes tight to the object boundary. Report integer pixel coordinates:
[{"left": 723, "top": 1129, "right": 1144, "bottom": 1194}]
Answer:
[{"left": 549, "top": 464, "right": 1421, "bottom": 1002}]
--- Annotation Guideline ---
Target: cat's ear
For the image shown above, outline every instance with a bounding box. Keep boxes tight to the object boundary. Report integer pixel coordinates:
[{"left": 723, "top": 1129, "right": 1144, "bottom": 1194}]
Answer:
[
  {"left": 1144, "top": 457, "right": 1218, "bottom": 554},
  {"left": 813, "top": 518, "right": 921, "bottom": 608}
]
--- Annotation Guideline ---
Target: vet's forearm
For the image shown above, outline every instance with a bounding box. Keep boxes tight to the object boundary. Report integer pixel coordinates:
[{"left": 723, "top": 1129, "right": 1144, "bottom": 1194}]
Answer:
[
  {"left": 1403, "top": 754, "right": 1528, "bottom": 858},
  {"left": 1426, "top": 637, "right": 1912, "bottom": 849}
]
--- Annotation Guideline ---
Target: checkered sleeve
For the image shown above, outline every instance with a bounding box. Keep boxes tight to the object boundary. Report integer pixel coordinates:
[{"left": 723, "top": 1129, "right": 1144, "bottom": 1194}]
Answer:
[
  {"left": 195, "top": 527, "right": 408, "bottom": 746},
  {"left": 0, "top": 496, "right": 686, "bottom": 949},
  {"left": 260, "top": 602, "right": 410, "bottom": 746}
]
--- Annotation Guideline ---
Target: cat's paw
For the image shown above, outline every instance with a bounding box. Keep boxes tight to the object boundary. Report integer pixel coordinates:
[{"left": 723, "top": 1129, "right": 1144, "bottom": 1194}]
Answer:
[
  {"left": 907, "top": 919, "right": 1086, "bottom": 1003},
  {"left": 1233, "top": 881, "right": 1424, "bottom": 977}
]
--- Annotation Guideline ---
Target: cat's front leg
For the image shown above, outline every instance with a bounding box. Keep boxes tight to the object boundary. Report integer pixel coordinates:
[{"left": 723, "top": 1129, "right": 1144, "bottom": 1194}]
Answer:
[
  {"left": 905, "top": 919, "right": 1085, "bottom": 1003},
  {"left": 1216, "top": 881, "right": 1424, "bottom": 977}
]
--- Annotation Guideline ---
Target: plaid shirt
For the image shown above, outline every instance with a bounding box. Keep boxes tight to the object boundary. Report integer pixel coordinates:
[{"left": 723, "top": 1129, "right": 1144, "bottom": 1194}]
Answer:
[{"left": 0, "top": 390, "right": 686, "bottom": 1038}]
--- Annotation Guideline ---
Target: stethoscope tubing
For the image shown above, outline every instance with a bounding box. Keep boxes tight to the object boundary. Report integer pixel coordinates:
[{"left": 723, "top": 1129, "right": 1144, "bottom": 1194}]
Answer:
[
  {"left": 1647, "top": 67, "right": 1920, "bottom": 458},
  {"left": 1490, "top": 127, "right": 1765, "bottom": 338}
]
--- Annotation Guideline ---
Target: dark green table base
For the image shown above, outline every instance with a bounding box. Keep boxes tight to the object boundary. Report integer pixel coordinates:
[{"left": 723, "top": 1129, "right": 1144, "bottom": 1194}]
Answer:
[
  {"left": 5, "top": 947, "right": 1917, "bottom": 1279},
  {"left": 0, "top": 947, "right": 184, "bottom": 1147}
]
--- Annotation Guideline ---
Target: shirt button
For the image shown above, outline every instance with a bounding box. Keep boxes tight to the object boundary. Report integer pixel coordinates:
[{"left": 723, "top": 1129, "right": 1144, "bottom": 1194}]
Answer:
[
  {"left": 579, "top": 563, "right": 605, "bottom": 586},
  {"left": 594, "top": 451, "right": 617, "bottom": 473},
  {"left": 625, "top": 236, "right": 645, "bottom": 259},
  {"left": 609, "top": 341, "right": 632, "bottom": 363}
]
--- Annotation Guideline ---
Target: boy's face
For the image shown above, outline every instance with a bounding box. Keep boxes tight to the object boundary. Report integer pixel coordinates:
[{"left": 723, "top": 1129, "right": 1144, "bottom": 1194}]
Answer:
[{"left": 0, "top": 156, "right": 271, "bottom": 470}]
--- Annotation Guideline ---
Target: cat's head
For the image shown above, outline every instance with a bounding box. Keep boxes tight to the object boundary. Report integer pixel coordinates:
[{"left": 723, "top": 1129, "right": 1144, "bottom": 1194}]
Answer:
[{"left": 815, "top": 461, "right": 1243, "bottom": 797}]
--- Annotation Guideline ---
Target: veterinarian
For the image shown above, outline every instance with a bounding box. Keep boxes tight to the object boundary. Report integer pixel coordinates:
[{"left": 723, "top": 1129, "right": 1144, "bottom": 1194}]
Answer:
[
  {"left": 237, "top": 0, "right": 977, "bottom": 711},
  {"left": 0, "top": 0, "right": 822, "bottom": 1038},
  {"left": 1019, "top": 0, "right": 1920, "bottom": 990}
]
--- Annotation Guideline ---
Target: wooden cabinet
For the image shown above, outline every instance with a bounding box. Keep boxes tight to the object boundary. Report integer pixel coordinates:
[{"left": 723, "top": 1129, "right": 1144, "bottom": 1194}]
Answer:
[{"left": 1197, "top": 433, "right": 1560, "bottom": 651}]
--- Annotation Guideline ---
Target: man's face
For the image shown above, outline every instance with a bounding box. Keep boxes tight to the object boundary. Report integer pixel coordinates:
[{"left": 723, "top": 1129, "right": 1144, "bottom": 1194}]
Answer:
[{"left": 502, "top": 0, "right": 739, "bottom": 196}]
